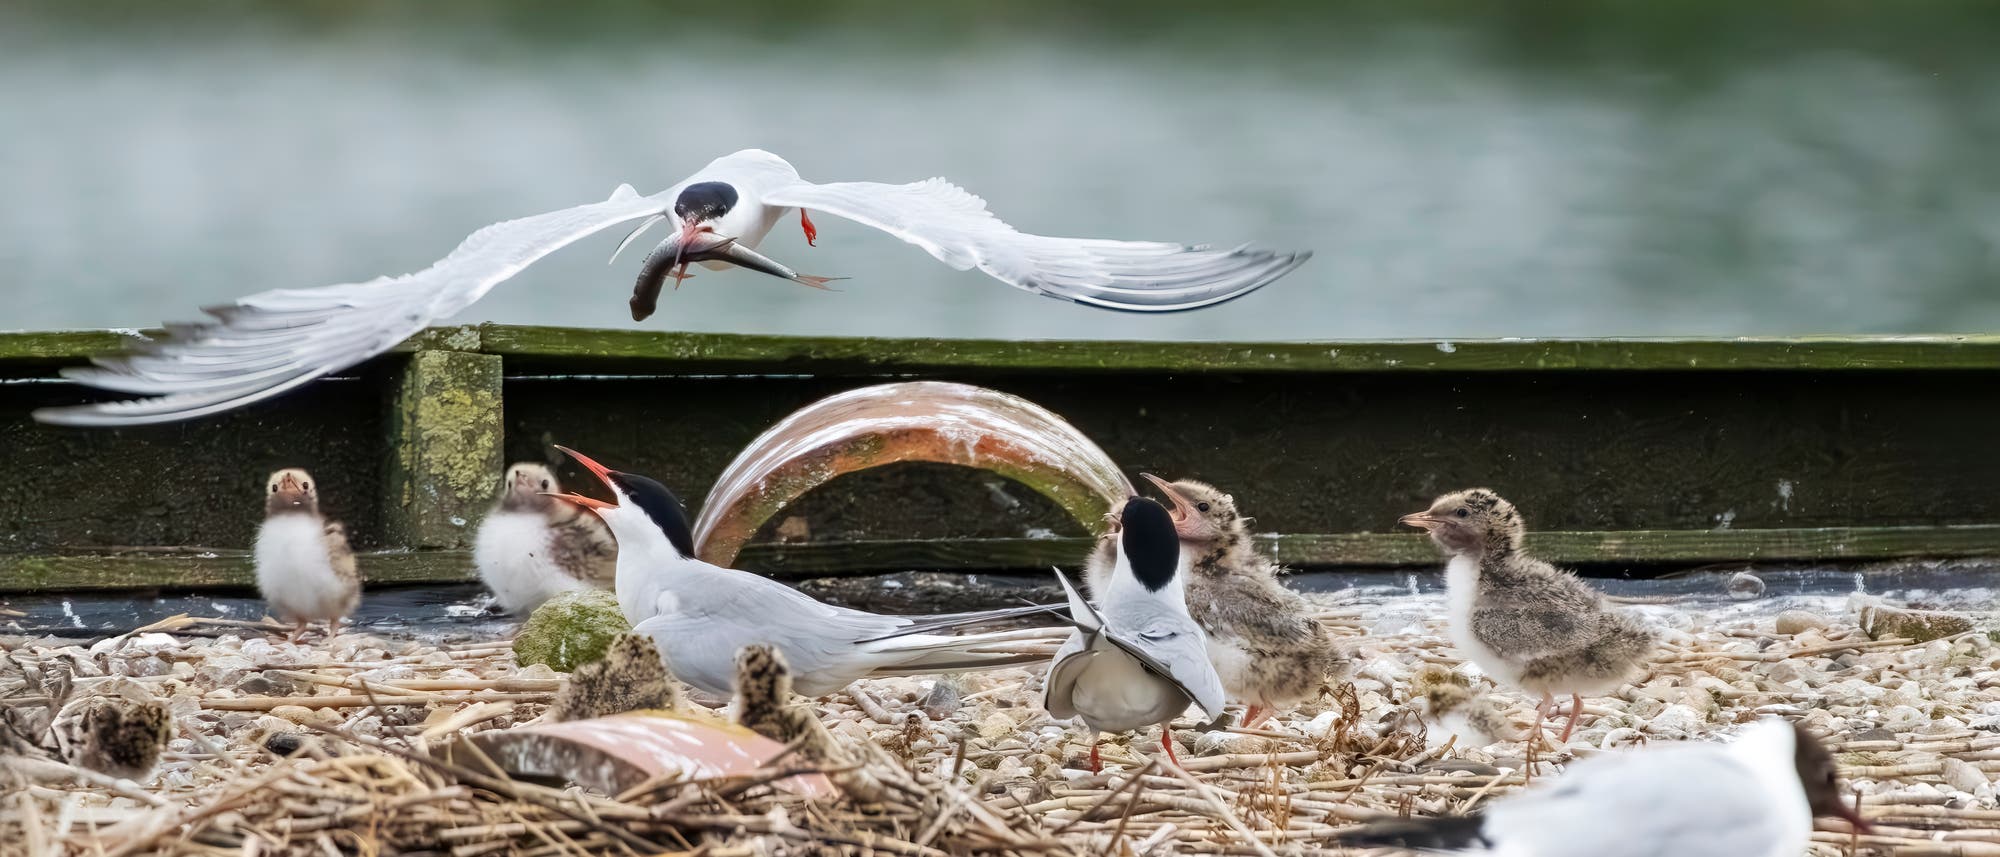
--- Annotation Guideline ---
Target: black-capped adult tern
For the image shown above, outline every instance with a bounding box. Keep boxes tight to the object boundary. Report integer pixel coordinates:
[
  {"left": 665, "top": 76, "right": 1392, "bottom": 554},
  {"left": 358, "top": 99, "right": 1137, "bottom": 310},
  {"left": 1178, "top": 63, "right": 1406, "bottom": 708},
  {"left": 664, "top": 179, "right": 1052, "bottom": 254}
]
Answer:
[
  {"left": 35, "top": 149, "right": 1308, "bottom": 427},
  {"left": 1046, "top": 495, "right": 1225, "bottom": 772},
  {"left": 545, "top": 445, "right": 1061, "bottom": 697}
]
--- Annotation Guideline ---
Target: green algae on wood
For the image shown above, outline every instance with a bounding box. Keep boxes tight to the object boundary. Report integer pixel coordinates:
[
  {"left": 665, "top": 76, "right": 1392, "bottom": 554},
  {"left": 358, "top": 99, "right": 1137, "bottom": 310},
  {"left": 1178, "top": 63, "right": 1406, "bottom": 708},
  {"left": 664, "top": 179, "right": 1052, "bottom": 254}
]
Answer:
[
  {"left": 512, "top": 589, "right": 631, "bottom": 673},
  {"left": 0, "top": 551, "right": 474, "bottom": 592},
  {"left": 474, "top": 325, "right": 2000, "bottom": 374},
  {"left": 383, "top": 351, "right": 505, "bottom": 550}
]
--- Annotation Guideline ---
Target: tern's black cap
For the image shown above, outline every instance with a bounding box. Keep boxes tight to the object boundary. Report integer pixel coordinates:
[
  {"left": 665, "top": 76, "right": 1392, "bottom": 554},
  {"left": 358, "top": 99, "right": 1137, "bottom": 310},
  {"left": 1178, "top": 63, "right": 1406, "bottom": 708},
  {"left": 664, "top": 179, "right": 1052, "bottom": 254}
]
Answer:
[
  {"left": 1120, "top": 495, "right": 1180, "bottom": 591},
  {"left": 610, "top": 471, "right": 696, "bottom": 559},
  {"left": 674, "top": 182, "right": 738, "bottom": 221}
]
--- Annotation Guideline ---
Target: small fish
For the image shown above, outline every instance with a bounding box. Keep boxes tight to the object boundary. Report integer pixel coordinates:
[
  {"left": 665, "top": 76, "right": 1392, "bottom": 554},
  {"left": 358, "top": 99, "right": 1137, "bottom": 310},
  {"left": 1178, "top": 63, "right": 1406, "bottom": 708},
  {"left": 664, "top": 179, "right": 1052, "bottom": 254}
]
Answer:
[{"left": 631, "top": 236, "right": 842, "bottom": 321}]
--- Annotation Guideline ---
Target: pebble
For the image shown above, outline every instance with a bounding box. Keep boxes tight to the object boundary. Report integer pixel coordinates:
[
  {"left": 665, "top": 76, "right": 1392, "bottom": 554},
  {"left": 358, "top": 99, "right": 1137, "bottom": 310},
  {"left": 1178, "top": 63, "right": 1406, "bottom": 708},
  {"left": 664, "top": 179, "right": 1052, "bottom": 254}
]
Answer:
[
  {"left": 921, "top": 677, "right": 964, "bottom": 719},
  {"left": 1726, "top": 572, "right": 1766, "bottom": 600},
  {"left": 1645, "top": 704, "right": 1708, "bottom": 737},
  {"left": 1774, "top": 610, "right": 1829, "bottom": 635},
  {"left": 1941, "top": 758, "right": 1989, "bottom": 795}
]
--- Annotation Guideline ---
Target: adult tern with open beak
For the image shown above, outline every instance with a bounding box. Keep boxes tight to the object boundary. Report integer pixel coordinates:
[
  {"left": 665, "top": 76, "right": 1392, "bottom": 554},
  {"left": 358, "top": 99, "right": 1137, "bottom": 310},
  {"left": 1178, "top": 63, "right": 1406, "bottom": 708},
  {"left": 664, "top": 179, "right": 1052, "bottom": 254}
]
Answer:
[
  {"left": 36, "top": 149, "right": 1310, "bottom": 427},
  {"left": 545, "top": 445, "right": 1062, "bottom": 698}
]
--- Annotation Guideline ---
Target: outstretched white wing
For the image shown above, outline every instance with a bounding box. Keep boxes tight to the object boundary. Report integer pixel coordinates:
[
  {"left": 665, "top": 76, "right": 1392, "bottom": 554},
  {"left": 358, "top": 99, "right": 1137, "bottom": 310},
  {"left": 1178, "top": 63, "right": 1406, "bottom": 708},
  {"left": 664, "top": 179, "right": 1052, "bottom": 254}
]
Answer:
[
  {"left": 34, "top": 185, "right": 669, "bottom": 427},
  {"left": 762, "top": 178, "right": 1307, "bottom": 312}
]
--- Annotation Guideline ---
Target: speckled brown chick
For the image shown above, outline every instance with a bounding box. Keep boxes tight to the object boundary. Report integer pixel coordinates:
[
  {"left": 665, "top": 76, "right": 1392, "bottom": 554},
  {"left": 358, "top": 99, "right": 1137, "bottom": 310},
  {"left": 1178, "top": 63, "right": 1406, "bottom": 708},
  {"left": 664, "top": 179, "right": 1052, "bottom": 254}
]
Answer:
[
  {"left": 53, "top": 695, "right": 174, "bottom": 781},
  {"left": 474, "top": 462, "right": 618, "bottom": 614},
  {"left": 1086, "top": 474, "right": 1349, "bottom": 727},
  {"left": 547, "top": 633, "right": 681, "bottom": 722},
  {"left": 1402, "top": 489, "right": 1655, "bottom": 745},
  {"left": 731, "top": 644, "right": 839, "bottom": 757}
]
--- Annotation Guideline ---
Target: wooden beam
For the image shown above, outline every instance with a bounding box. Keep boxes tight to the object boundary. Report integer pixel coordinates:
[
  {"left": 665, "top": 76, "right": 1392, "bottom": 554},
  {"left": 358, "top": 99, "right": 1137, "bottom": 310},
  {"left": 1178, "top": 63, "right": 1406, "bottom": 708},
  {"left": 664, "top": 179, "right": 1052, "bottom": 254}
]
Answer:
[
  {"left": 734, "top": 525, "right": 2000, "bottom": 576},
  {"left": 0, "top": 551, "right": 474, "bottom": 592},
  {"left": 15, "top": 524, "right": 1993, "bottom": 594},
  {"left": 475, "top": 325, "right": 2000, "bottom": 375},
  {"left": 382, "top": 349, "right": 504, "bottom": 550}
]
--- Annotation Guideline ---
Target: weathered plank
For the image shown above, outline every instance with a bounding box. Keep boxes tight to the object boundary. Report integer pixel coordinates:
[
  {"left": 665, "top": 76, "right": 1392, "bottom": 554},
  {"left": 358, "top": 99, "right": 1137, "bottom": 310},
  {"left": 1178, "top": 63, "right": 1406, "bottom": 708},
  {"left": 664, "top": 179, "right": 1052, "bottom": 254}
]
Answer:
[
  {"left": 732, "top": 525, "right": 2000, "bottom": 575},
  {"left": 476, "top": 325, "right": 2000, "bottom": 374},
  {"left": 6, "top": 524, "right": 1996, "bottom": 593},
  {"left": 383, "top": 351, "right": 505, "bottom": 550},
  {"left": 0, "top": 551, "right": 474, "bottom": 592},
  {"left": 0, "top": 325, "right": 480, "bottom": 369}
]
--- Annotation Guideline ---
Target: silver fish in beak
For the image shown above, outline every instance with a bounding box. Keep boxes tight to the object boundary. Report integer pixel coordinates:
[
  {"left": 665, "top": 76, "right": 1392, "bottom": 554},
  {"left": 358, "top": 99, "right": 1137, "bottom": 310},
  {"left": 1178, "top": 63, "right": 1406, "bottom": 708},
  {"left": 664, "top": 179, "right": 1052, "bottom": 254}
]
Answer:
[{"left": 630, "top": 232, "right": 845, "bottom": 321}]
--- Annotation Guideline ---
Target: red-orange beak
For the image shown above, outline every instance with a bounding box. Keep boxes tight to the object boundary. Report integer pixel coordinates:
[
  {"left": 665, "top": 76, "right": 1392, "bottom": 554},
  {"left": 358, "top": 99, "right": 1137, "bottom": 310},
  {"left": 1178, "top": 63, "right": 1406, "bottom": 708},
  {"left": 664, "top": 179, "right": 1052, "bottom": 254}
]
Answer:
[
  {"left": 543, "top": 491, "right": 614, "bottom": 511},
  {"left": 1139, "top": 473, "right": 1196, "bottom": 523},
  {"left": 278, "top": 472, "right": 303, "bottom": 492},
  {"left": 555, "top": 445, "right": 616, "bottom": 490}
]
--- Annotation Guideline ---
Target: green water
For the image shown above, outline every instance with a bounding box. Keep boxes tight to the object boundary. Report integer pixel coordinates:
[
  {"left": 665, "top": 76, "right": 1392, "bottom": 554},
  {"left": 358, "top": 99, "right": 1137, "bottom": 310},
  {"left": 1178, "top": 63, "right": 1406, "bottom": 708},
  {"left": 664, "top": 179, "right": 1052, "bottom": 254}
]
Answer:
[{"left": 3, "top": 2, "right": 1997, "bottom": 340}]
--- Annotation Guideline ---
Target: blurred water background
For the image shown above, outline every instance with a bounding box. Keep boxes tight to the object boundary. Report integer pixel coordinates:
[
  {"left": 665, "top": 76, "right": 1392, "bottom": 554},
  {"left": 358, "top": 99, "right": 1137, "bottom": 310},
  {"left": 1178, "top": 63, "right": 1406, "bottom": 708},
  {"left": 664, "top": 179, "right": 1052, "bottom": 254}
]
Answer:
[{"left": 3, "top": 1, "right": 1997, "bottom": 341}]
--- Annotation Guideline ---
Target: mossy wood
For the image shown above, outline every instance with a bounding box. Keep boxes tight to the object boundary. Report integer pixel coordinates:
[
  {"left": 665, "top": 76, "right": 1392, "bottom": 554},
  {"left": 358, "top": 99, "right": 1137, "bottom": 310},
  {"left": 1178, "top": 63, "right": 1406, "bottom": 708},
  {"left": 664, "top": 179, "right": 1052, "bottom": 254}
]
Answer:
[{"left": 3, "top": 325, "right": 1998, "bottom": 593}]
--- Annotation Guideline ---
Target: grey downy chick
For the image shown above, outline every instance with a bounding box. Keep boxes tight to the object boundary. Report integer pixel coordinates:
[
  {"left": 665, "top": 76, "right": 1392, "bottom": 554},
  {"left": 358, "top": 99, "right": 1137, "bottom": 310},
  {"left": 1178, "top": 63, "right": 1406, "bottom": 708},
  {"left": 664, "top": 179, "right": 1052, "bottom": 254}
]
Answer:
[
  {"left": 254, "top": 469, "right": 361, "bottom": 641},
  {"left": 547, "top": 633, "right": 681, "bottom": 722},
  {"left": 1088, "top": 475, "right": 1349, "bottom": 727},
  {"left": 1402, "top": 489, "right": 1656, "bottom": 745},
  {"left": 475, "top": 462, "right": 618, "bottom": 614},
  {"left": 1409, "top": 664, "right": 1523, "bottom": 748}
]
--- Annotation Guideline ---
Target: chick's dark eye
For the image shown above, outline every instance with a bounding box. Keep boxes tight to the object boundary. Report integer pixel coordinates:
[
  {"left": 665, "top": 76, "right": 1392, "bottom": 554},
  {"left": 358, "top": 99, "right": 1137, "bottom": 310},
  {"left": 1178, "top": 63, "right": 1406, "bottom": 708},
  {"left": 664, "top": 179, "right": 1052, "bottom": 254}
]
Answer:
[
  {"left": 1454, "top": 508, "right": 1470, "bottom": 518},
  {"left": 301, "top": 482, "right": 310, "bottom": 492},
  {"left": 541, "top": 480, "right": 550, "bottom": 490},
  {"left": 1196, "top": 502, "right": 1211, "bottom": 513}
]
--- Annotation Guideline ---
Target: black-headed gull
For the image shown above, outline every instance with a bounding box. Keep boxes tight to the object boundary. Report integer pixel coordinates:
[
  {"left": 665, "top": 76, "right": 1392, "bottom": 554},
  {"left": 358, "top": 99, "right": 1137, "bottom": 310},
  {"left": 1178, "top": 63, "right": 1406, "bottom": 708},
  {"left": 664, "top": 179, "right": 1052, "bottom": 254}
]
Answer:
[
  {"left": 1329, "top": 717, "right": 1870, "bottom": 855},
  {"left": 35, "top": 149, "right": 1308, "bottom": 427}
]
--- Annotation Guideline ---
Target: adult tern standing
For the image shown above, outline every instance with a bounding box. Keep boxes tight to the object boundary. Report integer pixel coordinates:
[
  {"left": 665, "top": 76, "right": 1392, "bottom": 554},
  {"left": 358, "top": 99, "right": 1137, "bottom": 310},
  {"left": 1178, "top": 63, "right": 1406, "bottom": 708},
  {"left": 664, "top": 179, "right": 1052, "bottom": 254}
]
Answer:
[
  {"left": 545, "top": 446, "right": 1060, "bottom": 698},
  {"left": 36, "top": 149, "right": 1309, "bottom": 427},
  {"left": 1046, "top": 495, "right": 1226, "bottom": 772}
]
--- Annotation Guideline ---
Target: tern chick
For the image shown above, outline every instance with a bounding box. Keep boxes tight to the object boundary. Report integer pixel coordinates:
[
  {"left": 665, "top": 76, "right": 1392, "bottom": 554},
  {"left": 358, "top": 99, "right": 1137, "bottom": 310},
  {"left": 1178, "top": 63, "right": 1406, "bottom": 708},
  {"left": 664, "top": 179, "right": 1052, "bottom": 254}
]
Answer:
[
  {"left": 1047, "top": 495, "right": 1225, "bottom": 772},
  {"left": 1088, "top": 476, "right": 1348, "bottom": 727},
  {"left": 1409, "top": 665, "right": 1522, "bottom": 748},
  {"left": 52, "top": 694, "right": 174, "bottom": 781},
  {"left": 255, "top": 469, "right": 360, "bottom": 641},
  {"left": 1329, "top": 718, "right": 1870, "bottom": 854},
  {"left": 732, "top": 644, "right": 840, "bottom": 759},
  {"left": 547, "top": 633, "right": 680, "bottom": 722},
  {"left": 733, "top": 643, "right": 893, "bottom": 800},
  {"left": 1402, "top": 489, "right": 1655, "bottom": 745},
  {"left": 475, "top": 462, "right": 617, "bottom": 614}
]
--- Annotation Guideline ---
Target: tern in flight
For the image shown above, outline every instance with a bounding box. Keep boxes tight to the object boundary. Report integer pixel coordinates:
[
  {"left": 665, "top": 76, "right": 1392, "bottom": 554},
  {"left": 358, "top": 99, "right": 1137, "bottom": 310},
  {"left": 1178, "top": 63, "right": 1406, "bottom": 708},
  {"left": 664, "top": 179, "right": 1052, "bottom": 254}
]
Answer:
[{"left": 35, "top": 149, "right": 1309, "bottom": 427}]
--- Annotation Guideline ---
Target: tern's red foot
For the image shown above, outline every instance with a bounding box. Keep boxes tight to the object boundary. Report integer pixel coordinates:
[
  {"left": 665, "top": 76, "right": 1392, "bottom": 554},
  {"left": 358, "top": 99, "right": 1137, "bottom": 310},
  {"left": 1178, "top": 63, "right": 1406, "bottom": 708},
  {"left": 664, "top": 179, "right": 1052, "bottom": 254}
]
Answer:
[
  {"left": 671, "top": 264, "right": 695, "bottom": 290},
  {"left": 1089, "top": 741, "right": 1102, "bottom": 774},
  {"left": 1242, "top": 705, "right": 1268, "bottom": 729},
  {"left": 800, "top": 210, "right": 818, "bottom": 247},
  {"left": 1558, "top": 693, "right": 1583, "bottom": 744},
  {"left": 1161, "top": 730, "right": 1182, "bottom": 767}
]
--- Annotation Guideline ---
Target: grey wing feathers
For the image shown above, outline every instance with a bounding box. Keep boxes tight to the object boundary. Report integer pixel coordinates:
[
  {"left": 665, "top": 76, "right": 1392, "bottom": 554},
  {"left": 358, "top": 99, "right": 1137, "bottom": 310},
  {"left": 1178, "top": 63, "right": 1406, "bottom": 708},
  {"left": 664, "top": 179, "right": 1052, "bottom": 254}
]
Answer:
[
  {"left": 35, "top": 186, "right": 667, "bottom": 426},
  {"left": 762, "top": 179, "right": 1306, "bottom": 313},
  {"left": 854, "top": 601, "right": 1070, "bottom": 644}
]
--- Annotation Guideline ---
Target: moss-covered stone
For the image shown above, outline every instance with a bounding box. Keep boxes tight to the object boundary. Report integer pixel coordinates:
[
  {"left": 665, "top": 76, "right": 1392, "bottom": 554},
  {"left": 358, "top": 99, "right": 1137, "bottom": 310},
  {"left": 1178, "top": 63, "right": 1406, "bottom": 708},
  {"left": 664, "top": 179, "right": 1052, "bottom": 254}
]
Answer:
[
  {"left": 1861, "top": 604, "right": 1977, "bottom": 643},
  {"left": 513, "top": 590, "right": 630, "bottom": 673}
]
